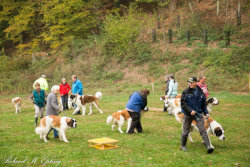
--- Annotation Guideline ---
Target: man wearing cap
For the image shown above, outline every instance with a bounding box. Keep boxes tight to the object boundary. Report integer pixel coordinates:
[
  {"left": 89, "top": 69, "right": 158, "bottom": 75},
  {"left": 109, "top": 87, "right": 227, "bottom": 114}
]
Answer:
[
  {"left": 180, "top": 76, "right": 213, "bottom": 153},
  {"left": 33, "top": 75, "right": 48, "bottom": 91}
]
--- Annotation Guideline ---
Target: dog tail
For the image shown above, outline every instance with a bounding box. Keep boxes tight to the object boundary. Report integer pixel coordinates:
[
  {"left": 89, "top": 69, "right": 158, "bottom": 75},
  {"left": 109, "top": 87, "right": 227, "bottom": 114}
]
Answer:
[
  {"left": 106, "top": 115, "right": 114, "bottom": 124},
  {"left": 35, "top": 127, "right": 43, "bottom": 135},
  {"left": 95, "top": 92, "right": 102, "bottom": 100}
]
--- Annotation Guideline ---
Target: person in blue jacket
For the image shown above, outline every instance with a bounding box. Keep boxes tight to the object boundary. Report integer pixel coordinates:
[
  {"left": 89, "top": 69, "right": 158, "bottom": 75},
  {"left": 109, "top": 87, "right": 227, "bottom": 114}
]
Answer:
[
  {"left": 180, "top": 76, "right": 213, "bottom": 154},
  {"left": 71, "top": 75, "right": 83, "bottom": 95},
  {"left": 126, "top": 89, "right": 150, "bottom": 134},
  {"left": 71, "top": 75, "right": 83, "bottom": 114}
]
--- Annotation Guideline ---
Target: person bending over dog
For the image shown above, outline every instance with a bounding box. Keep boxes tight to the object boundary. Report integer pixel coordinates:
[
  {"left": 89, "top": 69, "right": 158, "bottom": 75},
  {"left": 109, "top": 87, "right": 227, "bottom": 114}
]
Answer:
[
  {"left": 180, "top": 76, "right": 213, "bottom": 154},
  {"left": 126, "top": 89, "right": 150, "bottom": 134}
]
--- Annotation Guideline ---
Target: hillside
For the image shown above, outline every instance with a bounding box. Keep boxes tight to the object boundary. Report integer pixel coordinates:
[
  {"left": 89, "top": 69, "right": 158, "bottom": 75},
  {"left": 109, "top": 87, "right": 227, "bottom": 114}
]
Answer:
[{"left": 0, "top": 0, "right": 249, "bottom": 93}]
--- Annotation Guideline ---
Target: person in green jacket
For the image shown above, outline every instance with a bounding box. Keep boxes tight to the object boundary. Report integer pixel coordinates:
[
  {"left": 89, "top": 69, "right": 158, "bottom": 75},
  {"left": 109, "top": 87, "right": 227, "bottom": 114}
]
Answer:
[{"left": 30, "top": 82, "right": 46, "bottom": 126}]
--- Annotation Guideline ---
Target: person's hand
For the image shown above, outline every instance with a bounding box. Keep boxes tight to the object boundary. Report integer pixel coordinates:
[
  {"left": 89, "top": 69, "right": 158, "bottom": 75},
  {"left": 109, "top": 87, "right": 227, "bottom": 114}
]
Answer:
[
  {"left": 144, "top": 106, "right": 148, "bottom": 111},
  {"left": 191, "top": 110, "right": 196, "bottom": 115},
  {"left": 206, "top": 114, "right": 210, "bottom": 118},
  {"left": 61, "top": 94, "right": 63, "bottom": 96}
]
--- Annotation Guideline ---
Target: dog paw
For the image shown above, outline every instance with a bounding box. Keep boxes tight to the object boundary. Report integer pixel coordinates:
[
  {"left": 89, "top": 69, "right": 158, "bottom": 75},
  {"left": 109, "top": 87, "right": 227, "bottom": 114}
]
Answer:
[{"left": 88, "top": 113, "right": 92, "bottom": 115}]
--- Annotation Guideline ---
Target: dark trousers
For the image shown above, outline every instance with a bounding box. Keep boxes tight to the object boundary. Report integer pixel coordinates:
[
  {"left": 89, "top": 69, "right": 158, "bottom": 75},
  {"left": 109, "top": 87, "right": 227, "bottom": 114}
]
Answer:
[
  {"left": 182, "top": 114, "right": 209, "bottom": 143},
  {"left": 61, "top": 95, "right": 68, "bottom": 110},
  {"left": 128, "top": 111, "right": 142, "bottom": 134}
]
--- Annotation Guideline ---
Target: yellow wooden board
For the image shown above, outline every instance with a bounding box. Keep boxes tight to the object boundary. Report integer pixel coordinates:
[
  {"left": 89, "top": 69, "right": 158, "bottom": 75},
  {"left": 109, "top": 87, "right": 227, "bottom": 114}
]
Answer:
[{"left": 88, "top": 137, "right": 119, "bottom": 150}]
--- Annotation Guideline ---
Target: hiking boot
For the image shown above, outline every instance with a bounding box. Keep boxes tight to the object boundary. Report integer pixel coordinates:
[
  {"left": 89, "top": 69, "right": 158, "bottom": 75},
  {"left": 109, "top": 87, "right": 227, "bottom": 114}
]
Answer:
[{"left": 34, "top": 117, "right": 38, "bottom": 126}]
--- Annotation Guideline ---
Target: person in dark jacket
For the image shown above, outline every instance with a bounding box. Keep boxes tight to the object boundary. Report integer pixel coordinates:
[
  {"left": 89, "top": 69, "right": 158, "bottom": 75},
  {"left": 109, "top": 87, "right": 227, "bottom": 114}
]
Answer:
[
  {"left": 59, "top": 78, "right": 71, "bottom": 110},
  {"left": 180, "top": 76, "right": 213, "bottom": 154},
  {"left": 30, "top": 82, "right": 46, "bottom": 126},
  {"left": 163, "top": 75, "right": 170, "bottom": 112},
  {"left": 126, "top": 89, "right": 150, "bottom": 134}
]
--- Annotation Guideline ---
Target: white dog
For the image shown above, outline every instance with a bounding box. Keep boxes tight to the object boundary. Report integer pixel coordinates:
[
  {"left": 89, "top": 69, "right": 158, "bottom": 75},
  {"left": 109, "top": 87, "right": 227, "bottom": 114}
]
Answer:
[
  {"left": 68, "top": 92, "right": 103, "bottom": 115},
  {"left": 12, "top": 97, "right": 21, "bottom": 114},
  {"left": 35, "top": 115, "right": 77, "bottom": 143}
]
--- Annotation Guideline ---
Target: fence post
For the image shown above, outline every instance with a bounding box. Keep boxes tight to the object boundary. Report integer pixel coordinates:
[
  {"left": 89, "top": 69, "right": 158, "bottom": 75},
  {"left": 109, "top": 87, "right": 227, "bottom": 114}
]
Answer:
[
  {"left": 0, "top": 83, "right": 2, "bottom": 94},
  {"left": 168, "top": 29, "right": 173, "bottom": 44},
  {"left": 176, "top": 15, "right": 180, "bottom": 28},
  {"left": 217, "top": 0, "right": 219, "bottom": 15},
  {"left": 236, "top": 10, "right": 241, "bottom": 26},
  {"left": 203, "top": 29, "right": 208, "bottom": 45},
  {"left": 152, "top": 28, "right": 157, "bottom": 43},
  {"left": 224, "top": 30, "right": 230, "bottom": 47},
  {"left": 186, "top": 30, "right": 190, "bottom": 45}
]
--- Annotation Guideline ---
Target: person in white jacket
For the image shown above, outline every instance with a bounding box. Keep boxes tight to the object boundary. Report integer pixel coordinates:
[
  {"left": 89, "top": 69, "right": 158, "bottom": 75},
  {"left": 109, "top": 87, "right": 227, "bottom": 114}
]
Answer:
[{"left": 166, "top": 74, "right": 178, "bottom": 115}]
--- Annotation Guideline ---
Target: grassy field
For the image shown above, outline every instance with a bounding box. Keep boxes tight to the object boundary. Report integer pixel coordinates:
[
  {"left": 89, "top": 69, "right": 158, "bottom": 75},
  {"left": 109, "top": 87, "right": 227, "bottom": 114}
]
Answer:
[{"left": 0, "top": 87, "right": 249, "bottom": 167}]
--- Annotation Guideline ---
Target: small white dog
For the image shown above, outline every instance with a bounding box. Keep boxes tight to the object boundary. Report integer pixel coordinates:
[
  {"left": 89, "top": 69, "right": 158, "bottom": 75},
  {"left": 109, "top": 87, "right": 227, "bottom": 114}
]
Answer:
[
  {"left": 35, "top": 115, "right": 77, "bottom": 143},
  {"left": 12, "top": 97, "right": 21, "bottom": 114},
  {"left": 68, "top": 92, "right": 103, "bottom": 115}
]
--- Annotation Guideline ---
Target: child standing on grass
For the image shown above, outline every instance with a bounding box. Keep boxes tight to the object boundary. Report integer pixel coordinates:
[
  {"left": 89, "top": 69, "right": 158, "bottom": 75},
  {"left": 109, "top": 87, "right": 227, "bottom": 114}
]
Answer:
[
  {"left": 30, "top": 82, "right": 46, "bottom": 126},
  {"left": 59, "top": 78, "right": 71, "bottom": 110}
]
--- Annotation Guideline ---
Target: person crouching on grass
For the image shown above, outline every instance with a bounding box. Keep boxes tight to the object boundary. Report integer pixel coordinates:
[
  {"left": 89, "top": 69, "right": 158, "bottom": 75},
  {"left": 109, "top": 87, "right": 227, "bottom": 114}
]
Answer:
[
  {"left": 46, "top": 85, "right": 62, "bottom": 138},
  {"left": 30, "top": 82, "right": 46, "bottom": 126},
  {"left": 126, "top": 89, "right": 150, "bottom": 134},
  {"left": 180, "top": 77, "right": 213, "bottom": 153}
]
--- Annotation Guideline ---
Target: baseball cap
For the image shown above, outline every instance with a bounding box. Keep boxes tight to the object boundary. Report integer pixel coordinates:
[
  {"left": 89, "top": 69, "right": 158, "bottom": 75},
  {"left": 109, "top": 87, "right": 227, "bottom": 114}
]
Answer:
[{"left": 187, "top": 76, "right": 197, "bottom": 83}]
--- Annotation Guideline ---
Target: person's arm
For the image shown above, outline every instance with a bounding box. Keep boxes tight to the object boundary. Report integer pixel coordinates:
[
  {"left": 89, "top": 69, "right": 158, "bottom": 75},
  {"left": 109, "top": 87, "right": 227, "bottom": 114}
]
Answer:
[
  {"left": 166, "top": 81, "right": 173, "bottom": 98},
  {"left": 77, "top": 82, "right": 83, "bottom": 94},
  {"left": 181, "top": 90, "right": 192, "bottom": 114},
  {"left": 202, "top": 94, "right": 209, "bottom": 115},
  {"left": 30, "top": 91, "right": 34, "bottom": 103},
  {"left": 51, "top": 95, "right": 61, "bottom": 111},
  {"left": 67, "top": 84, "right": 71, "bottom": 93}
]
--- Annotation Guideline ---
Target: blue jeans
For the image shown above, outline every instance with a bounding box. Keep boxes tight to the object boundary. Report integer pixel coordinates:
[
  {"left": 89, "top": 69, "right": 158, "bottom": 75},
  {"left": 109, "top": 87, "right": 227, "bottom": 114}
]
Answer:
[
  {"left": 53, "top": 129, "right": 58, "bottom": 137},
  {"left": 48, "top": 128, "right": 59, "bottom": 138}
]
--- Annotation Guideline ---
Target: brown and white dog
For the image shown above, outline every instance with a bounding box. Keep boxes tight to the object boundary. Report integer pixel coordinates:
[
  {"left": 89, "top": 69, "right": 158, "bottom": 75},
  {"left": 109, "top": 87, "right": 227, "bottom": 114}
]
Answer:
[
  {"left": 163, "top": 97, "right": 219, "bottom": 114},
  {"left": 106, "top": 110, "right": 132, "bottom": 133},
  {"left": 172, "top": 108, "right": 225, "bottom": 148},
  {"left": 35, "top": 115, "right": 77, "bottom": 143},
  {"left": 68, "top": 92, "right": 103, "bottom": 115},
  {"left": 206, "top": 97, "right": 219, "bottom": 113},
  {"left": 106, "top": 109, "right": 148, "bottom": 133},
  {"left": 12, "top": 97, "right": 22, "bottom": 114}
]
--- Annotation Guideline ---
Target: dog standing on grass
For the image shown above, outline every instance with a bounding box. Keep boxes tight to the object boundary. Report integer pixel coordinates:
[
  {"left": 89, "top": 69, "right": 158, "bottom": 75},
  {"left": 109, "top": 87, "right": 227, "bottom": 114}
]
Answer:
[
  {"left": 12, "top": 97, "right": 22, "bottom": 114},
  {"left": 68, "top": 92, "right": 103, "bottom": 115}
]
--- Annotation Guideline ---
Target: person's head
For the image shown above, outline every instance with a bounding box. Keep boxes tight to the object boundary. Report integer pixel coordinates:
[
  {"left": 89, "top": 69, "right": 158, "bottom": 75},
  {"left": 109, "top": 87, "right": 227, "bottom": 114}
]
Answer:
[
  {"left": 51, "top": 85, "right": 60, "bottom": 94},
  {"left": 199, "top": 76, "right": 206, "bottom": 84},
  {"left": 141, "top": 89, "right": 150, "bottom": 97},
  {"left": 72, "top": 75, "right": 77, "bottom": 82},
  {"left": 165, "top": 75, "right": 169, "bottom": 81},
  {"left": 169, "top": 74, "right": 175, "bottom": 80},
  {"left": 41, "top": 75, "right": 46, "bottom": 78},
  {"left": 61, "top": 78, "right": 66, "bottom": 84},
  {"left": 187, "top": 76, "right": 197, "bottom": 89},
  {"left": 35, "top": 82, "right": 40, "bottom": 90}
]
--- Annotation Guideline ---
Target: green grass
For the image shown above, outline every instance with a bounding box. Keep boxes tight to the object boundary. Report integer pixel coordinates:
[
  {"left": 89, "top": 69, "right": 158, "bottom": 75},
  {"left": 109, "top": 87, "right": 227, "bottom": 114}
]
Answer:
[{"left": 0, "top": 88, "right": 249, "bottom": 167}]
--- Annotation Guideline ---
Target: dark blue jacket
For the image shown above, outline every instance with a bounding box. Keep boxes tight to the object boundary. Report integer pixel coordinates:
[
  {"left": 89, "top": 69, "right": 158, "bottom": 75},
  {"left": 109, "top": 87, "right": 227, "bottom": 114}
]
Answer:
[
  {"left": 126, "top": 91, "right": 147, "bottom": 113},
  {"left": 181, "top": 86, "right": 208, "bottom": 115}
]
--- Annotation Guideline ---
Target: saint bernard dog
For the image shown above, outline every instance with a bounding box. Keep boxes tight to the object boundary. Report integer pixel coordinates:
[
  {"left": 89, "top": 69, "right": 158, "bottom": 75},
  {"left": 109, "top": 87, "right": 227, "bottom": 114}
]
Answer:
[
  {"left": 35, "top": 115, "right": 77, "bottom": 143},
  {"left": 106, "top": 108, "right": 148, "bottom": 133},
  {"left": 206, "top": 97, "right": 219, "bottom": 113},
  {"left": 68, "top": 92, "right": 103, "bottom": 115},
  {"left": 12, "top": 97, "right": 22, "bottom": 114},
  {"left": 163, "top": 96, "right": 219, "bottom": 113},
  {"left": 172, "top": 108, "right": 225, "bottom": 148}
]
